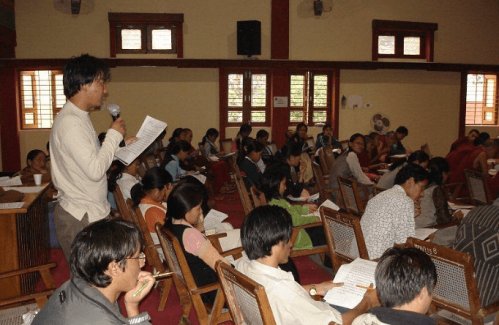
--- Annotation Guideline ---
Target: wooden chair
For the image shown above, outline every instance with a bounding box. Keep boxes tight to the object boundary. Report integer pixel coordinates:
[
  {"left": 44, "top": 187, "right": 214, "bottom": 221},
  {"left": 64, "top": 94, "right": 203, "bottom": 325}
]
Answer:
[
  {"left": 156, "top": 226, "right": 236, "bottom": 325},
  {"left": 337, "top": 176, "right": 367, "bottom": 216},
  {"left": 312, "top": 161, "right": 333, "bottom": 201},
  {"left": 250, "top": 186, "right": 265, "bottom": 208},
  {"left": 464, "top": 169, "right": 492, "bottom": 205},
  {"left": 0, "top": 263, "right": 56, "bottom": 308},
  {"left": 215, "top": 261, "right": 277, "bottom": 325},
  {"left": 317, "top": 146, "right": 335, "bottom": 176},
  {"left": 232, "top": 170, "right": 254, "bottom": 216},
  {"left": 127, "top": 200, "right": 172, "bottom": 311},
  {"left": 113, "top": 186, "right": 134, "bottom": 222},
  {"left": 320, "top": 207, "right": 369, "bottom": 272},
  {"left": 406, "top": 237, "right": 499, "bottom": 325}
]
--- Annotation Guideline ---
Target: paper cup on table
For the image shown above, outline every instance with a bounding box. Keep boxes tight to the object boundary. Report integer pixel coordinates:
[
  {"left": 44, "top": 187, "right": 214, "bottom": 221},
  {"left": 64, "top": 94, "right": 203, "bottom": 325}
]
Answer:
[{"left": 33, "top": 174, "right": 42, "bottom": 186}]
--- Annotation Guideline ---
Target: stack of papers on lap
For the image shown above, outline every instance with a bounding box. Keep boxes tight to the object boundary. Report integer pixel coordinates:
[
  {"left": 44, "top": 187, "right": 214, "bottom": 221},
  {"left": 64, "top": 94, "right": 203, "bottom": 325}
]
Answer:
[
  {"left": 287, "top": 192, "right": 320, "bottom": 202},
  {"left": 323, "top": 258, "right": 377, "bottom": 309},
  {"left": 0, "top": 202, "right": 24, "bottom": 209},
  {"left": 448, "top": 202, "right": 475, "bottom": 210},
  {"left": 308, "top": 199, "right": 340, "bottom": 217},
  {"left": 3, "top": 185, "right": 45, "bottom": 193},
  {"left": 414, "top": 228, "right": 438, "bottom": 240}
]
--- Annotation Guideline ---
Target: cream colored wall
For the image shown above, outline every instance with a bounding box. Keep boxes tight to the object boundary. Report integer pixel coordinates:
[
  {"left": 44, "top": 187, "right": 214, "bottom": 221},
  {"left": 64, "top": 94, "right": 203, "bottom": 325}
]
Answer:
[
  {"left": 15, "top": 0, "right": 270, "bottom": 59},
  {"left": 339, "top": 70, "right": 461, "bottom": 157},
  {"left": 289, "top": 0, "right": 499, "bottom": 64}
]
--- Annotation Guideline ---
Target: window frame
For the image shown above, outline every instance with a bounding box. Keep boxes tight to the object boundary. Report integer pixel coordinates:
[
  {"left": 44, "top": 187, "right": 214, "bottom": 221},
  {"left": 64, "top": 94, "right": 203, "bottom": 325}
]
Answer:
[
  {"left": 372, "top": 20, "right": 437, "bottom": 62},
  {"left": 464, "top": 72, "right": 498, "bottom": 126},
  {"left": 108, "top": 13, "right": 184, "bottom": 57},
  {"left": 18, "top": 69, "right": 64, "bottom": 130},
  {"left": 220, "top": 68, "right": 271, "bottom": 128},
  {"left": 288, "top": 70, "right": 333, "bottom": 126}
]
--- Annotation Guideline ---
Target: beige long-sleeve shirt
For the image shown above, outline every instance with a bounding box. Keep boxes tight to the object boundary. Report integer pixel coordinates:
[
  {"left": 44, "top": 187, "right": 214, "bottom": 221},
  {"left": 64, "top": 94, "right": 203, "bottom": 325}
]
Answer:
[{"left": 50, "top": 101, "right": 122, "bottom": 222}]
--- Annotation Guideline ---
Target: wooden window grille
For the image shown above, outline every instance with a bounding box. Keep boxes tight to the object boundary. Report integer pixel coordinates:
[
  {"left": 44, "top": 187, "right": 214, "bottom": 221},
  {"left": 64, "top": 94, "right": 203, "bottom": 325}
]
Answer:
[
  {"left": 289, "top": 71, "right": 331, "bottom": 125},
  {"left": 19, "top": 70, "right": 64, "bottom": 129},
  {"left": 465, "top": 73, "right": 498, "bottom": 125}
]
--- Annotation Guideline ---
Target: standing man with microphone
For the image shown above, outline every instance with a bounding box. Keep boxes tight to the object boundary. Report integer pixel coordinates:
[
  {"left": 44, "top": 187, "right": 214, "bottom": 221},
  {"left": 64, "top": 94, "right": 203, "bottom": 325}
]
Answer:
[{"left": 50, "top": 54, "right": 127, "bottom": 260}]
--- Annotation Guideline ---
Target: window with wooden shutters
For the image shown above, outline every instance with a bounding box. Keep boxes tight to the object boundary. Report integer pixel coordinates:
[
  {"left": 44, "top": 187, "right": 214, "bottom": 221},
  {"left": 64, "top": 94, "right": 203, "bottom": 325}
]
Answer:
[
  {"left": 465, "top": 73, "right": 498, "bottom": 125},
  {"left": 223, "top": 70, "right": 270, "bottom": 126},
  {"left": 289, "top": 71, "right": 331, "bottom": 125},
  {"left": 372, "top": 20, "right": 437, "bottom": 62},
  {"left": 19, "top": 70, "right": 64, "bottom": 129}
]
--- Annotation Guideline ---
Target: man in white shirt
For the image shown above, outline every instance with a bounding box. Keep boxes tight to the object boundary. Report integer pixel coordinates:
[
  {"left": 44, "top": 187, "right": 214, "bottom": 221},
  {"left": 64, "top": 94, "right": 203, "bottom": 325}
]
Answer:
[
  {"left": 358, "top": 164, "right": 429, "bottom": 259},
  {"left": 50, "top": 54, "right": 126, "bottom": 259},
  {"left": 236, "top": 205, "right": 378, "bottom": 325}
]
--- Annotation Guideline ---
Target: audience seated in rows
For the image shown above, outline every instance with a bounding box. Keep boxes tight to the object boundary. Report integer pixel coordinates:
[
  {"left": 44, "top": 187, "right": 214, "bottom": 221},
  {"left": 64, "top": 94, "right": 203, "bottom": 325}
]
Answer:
[
  {"left": 446, "top": 132, "right": 490, "bottom": 182},
  {"left": 353, "top": 247, "right": 437, "bottom": 325},
  {"left": 315, "top": 123, "right": 341, "bottom": 150},
  {"left": 278, "top": 143, "right": 311, "bottom": 198},
  {"left": 235, "top": 205, "right": 378, "bottom": 325},
  {"left": 108, "top": 159, "right": 141, "bottom": 201},
  {"left": 449, "top": 128, "right": 479, "bottom": 153},
  {"left": 256, "top": 129, "right": 275, "bottom": 165},
  {"left": 162, "top": 140, "right": 192, "bottom": 181},
  {"left": 19, "top": 149, "right": 51, "bottom": 184},
  {"left": 355, "top": 164, "right": 429, "bottom": 259},
  {"left": 200, "top": 128, "right": 232, "bottom": 193},
  {"left": 33, "top": 219, "right": 155, "bottom": 325},
  {"left": 238, "top": 138, "right": 265, "bottom": 188},
  {"left": 389, "top": 126, "right": 410, "bottom": 156},
  {"left": 234, "top": 122, "right": 252, "bottom": 153}
]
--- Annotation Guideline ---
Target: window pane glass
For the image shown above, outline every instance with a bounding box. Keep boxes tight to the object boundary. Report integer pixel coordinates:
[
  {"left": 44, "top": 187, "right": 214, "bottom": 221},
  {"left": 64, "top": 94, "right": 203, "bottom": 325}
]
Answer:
[
  {"left": 403, "top": 37, "right": 420, "bottom": 55},
  {"left": 24, "top": 112, "right": 34, "bottom": 125},
  {"left": 484, "top": 111, "right": 493, "bottom": 121},
  {"left": 251, "top": 111, "right": 266, "bottom": 123},
  {"left": 55, "top": 74, "right": 65, "bottom": 108},
  {"left": 290, "top": 75, "right": 305, "bottom": 107},
  {"left": 313, "top": 111, "right": 327, "bottom": 123},
  {"left": 228, "top": 74, "right": 243, "bottom": 107},
  {"left": 313, "top": 75, "right": 328, "bottom": 107},
  {"left": 466, "top": 74, "right": 484, "bottom": 102},
  {"left": 290, "top": 110, "right": 304, "bottom": 123},
  {"left": 251, "top": 74, "right": 267, "bottom": 107},
  {"left": 151, "top": 29, "right": 172, "bottom": 50},
  {"left": 228, "top": 111, "right": 243, "bottom": 123},
  {"left": 35, "top": 71, "right": 54, "bottom": 128},
  {"left": 485, "top": 78, "right": 496, "bottom": 107},
  {"left": 22, "top": 75, "right": 34, "bottom": 109},
  {"left": 121, "top": 29, "right": 142, "bottom": 49},
  {"left": 378, "top": 35, "right": 395, "bottom": 54}
]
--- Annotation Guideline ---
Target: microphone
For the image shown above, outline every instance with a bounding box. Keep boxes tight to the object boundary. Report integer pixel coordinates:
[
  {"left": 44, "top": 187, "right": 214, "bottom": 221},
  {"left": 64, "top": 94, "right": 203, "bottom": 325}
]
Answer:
[
  {"left": 107, "top": 103, "right": 125, "bottom": 147},
  {"left": 107, "top": 103, "right": 121, "bottom": 121}
]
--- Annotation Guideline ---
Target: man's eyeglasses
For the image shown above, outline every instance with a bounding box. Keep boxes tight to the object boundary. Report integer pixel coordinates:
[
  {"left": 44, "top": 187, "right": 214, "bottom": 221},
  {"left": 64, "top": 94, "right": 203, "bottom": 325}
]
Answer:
[{"left": 126, "top": 252, "right": 146, "bottom": 261}]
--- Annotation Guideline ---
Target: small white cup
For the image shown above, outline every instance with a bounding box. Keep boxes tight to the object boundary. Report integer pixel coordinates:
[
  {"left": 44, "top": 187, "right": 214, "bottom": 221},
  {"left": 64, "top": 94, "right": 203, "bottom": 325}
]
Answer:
[{"left": 33, "top": 174, "right": 42, "bottom": 186}]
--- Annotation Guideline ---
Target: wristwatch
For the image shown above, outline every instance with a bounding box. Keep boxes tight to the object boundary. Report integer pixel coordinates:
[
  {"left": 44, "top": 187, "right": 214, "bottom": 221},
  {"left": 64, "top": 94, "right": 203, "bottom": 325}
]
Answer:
[{"left": 309, "top": 285, "right": 317, "bottom": 296}]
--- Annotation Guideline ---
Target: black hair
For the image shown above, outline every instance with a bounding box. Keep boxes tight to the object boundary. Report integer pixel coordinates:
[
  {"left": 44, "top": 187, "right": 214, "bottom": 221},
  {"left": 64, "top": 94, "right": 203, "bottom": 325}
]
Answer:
[
  {"left": 165, "top": 181, "right": 204, "bottom": 228},
  {"left": 428, "top": 157, "right": 449, "bottom": 186},
  {"left": 295, "top": 123, "right": 308, "bottom": 133},
  {"left": 322, "top": 123, "right": 332, "bottom": 131},
  {"left": 388, "top": 149, "right": 429, "bottom": 172},
  {"left": 394, "top": 163, "right": 429, "bottom": 185},
  {"left": 26, "top": 149, "right": 45, "bottom": 166},
  {"left": 474, "top": 132, "right": 490, "bottom": 146},
  {"left": 256, "top": 129, "right": 269, "bottom": 140},
  {"left": 242, "top": 138, "right": 264, "bottom": 156},
  {"left": 241, "top": 205, "right": 293, "bottom": 260},
  {"left": 239, "top": 123, "right": 253, "bottom": 136},
  {"left": 284, "top": 142, "right": 302, "bottom": 159},
  {"left": 169, "top": 128, "right": 184, "bottom": 142},
  {"left": 130, "top": 167, "right": 172, "bottom": 206},
  {"left": 171, "top": 140, "right": 191, "bottom": 155},
  {"left": 468, "top": 129, "right": 480, "bottom": 136},
  {"left": 63, "top": 54, "right": 110, "bottom": 99},
  {"left": 176, "top": 176, "right": 211, "bottom": 216},
  {"left": 201, "top": 128, "right": 219, "bottom": 145},
  {"left": 396, "top": 126, "right": 409, "bottom": 136},
  {"left": 375, "top": 247, "right": 437, "bottom": 308},
  {"left": 259, "top": 165, "right": 287, "bottom": 201},
  {"left": 70, "top": 218, "right": 144, "bottom": 288},
  {"left": 107, "top": 160, "right": 126, "bottom": 192},
  {"left": 98, "top": 132, "right": 106, "bottom": 146}
]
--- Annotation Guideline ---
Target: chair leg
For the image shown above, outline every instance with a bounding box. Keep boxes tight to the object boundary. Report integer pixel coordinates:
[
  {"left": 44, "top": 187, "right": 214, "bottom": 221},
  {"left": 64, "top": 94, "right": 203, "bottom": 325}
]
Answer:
[
  {"left": 208, "top": 288, "right": 229, "bottom": 325},
  {"left": 158, "top": 277, "right": 172, "bottom": 311}
]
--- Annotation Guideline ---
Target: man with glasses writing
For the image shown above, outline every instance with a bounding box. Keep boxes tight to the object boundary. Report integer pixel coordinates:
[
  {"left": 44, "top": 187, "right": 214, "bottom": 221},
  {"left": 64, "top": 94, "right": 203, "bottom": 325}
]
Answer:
[{"left": 33, "top": 219, "right": 154, "bottom": 324}]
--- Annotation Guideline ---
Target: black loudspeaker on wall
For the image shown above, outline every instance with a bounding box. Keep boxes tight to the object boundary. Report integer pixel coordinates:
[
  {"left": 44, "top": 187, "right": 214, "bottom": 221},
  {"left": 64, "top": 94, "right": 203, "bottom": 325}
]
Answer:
[{"left": 237, "top": 20, "right": 261, "bottom": 57}]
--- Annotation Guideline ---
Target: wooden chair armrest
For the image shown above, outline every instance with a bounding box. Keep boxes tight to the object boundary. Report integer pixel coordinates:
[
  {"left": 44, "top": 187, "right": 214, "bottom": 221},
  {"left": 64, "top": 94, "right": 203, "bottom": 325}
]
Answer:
[
  {"left": 0, "top": 263, "right": 56, "bottom": 279},
  {"left": 207, "top": 233, "right": 228, "bottom": 240},
  {"left": 220, "top": 246, "right": 244, "bottom": 260},
  {"left": 294, "top": 221, "right": 323, "bottom": 230},
  {"left": 191, "top": 282, "right": 220, "bottom": 295},
  {"left": 207, "top": 233, "right": 228, "bottom": 253}
]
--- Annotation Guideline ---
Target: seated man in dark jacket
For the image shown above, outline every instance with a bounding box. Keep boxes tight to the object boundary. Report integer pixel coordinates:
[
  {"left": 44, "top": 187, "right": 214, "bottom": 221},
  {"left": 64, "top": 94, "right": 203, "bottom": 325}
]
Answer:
[{"left": 33, "top": 219, "right": 155, "bottom": 325}]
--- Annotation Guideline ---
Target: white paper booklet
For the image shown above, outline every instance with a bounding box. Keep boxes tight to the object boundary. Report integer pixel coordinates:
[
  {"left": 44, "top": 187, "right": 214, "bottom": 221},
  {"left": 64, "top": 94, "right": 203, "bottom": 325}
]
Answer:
[
  {"left": 0, "top": 175, "right": 23, "bottom": 187},
  {"left": 0, "top": 202, "right": 25, "bottom": 209},
  {"left": 309, "top": 199, "right": 340, "bottom": 217},
  {"left": 115, "top": 116, "right": 167, "bottom": 166},
  {"left": 414, "top": 228, "right": 438, "bottom": 240},
  {"left": 3, "top": 185, "right": 46, "bottom": 193},
  {"left": 287, "top": 192, "right": 320, "bottom": 203},
  {"left": 323, "top": 258, "right": 377, "bottom": 309},
  {"left": 204, "top": 209, "right": 229, "bottom": 230}
]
